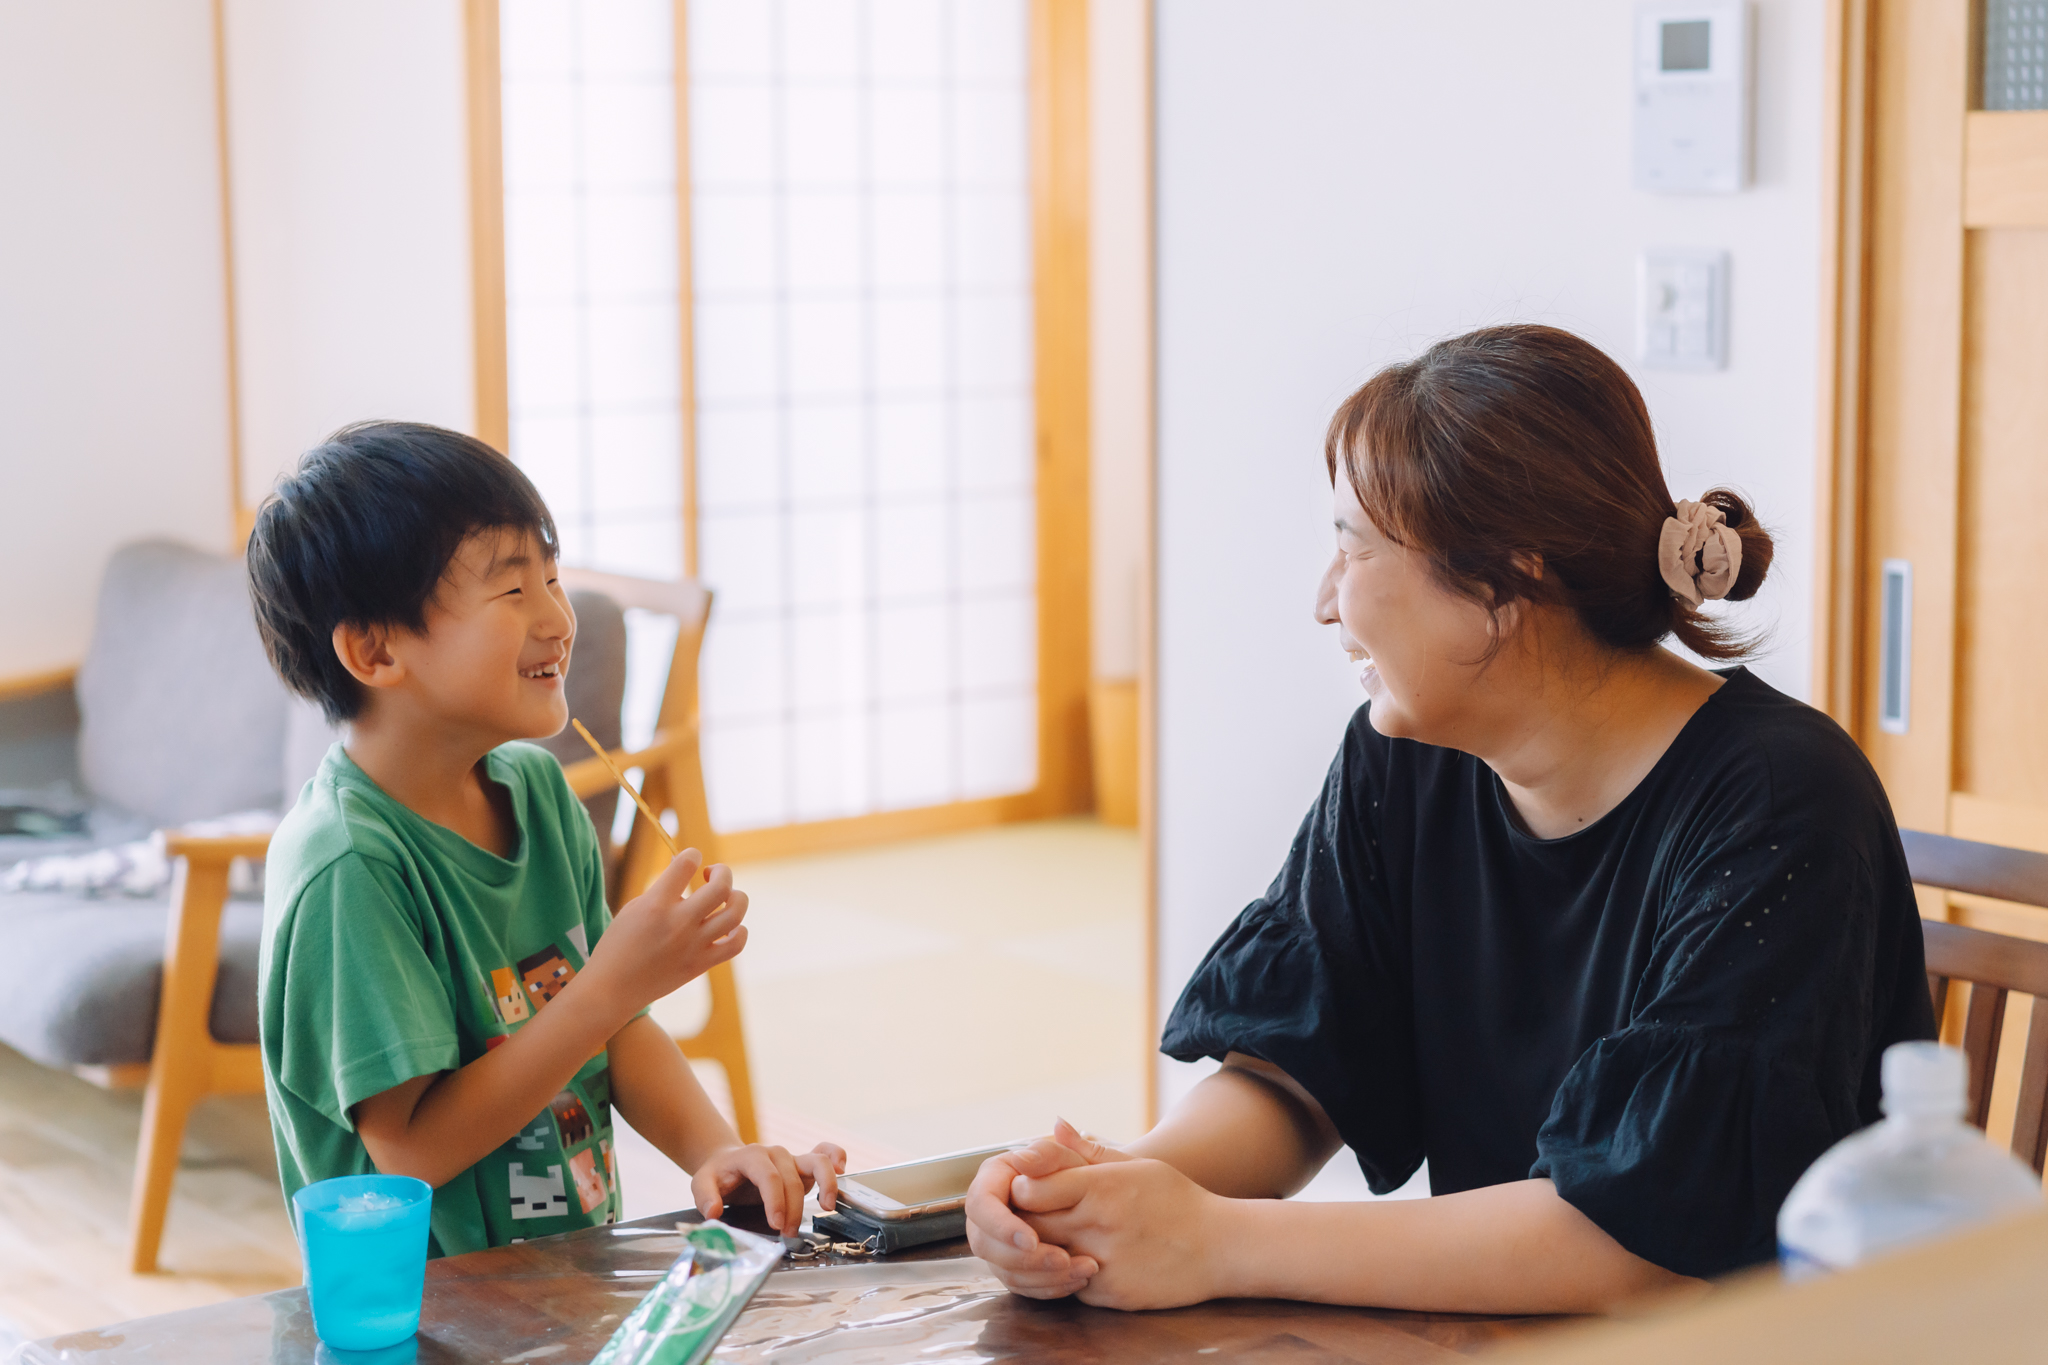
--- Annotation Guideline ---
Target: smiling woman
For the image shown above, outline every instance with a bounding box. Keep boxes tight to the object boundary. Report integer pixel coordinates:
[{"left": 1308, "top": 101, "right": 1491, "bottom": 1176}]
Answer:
[{"left": 964, "top": 325, "right": 1937, "bottom": 1314}]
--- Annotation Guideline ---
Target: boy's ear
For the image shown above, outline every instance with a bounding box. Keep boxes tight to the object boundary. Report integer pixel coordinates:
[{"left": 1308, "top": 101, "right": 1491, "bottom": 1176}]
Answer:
[{"left": 332, "top": 621, "right": 405, "bottom": 690}]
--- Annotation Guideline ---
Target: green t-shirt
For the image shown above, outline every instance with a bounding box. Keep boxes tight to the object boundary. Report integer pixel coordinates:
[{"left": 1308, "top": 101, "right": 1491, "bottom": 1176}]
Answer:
[{"left": 259, "top": 741, "right": 625, "bottom": 1257}]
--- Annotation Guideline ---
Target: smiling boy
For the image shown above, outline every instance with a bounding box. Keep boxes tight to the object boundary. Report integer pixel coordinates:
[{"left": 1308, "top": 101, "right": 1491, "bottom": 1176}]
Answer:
[{"left": 248, "top": 422, "right": 839, "bottom": 1255}]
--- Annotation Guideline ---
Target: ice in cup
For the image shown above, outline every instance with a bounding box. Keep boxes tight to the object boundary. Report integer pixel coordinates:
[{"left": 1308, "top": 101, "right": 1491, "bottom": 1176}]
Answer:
[{"left": 293, "top": 1174, "right": 433, "bottom": 1351}]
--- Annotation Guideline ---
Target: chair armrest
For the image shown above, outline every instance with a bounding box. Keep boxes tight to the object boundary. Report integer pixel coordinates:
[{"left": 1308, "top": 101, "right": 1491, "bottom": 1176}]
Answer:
[
  {"left": 558, "top": 567, "right": 709, "bottom": 625},
  {"left": 561, "top": 722, "right": 701, "bottom": 801},
  {"left": 163, "top": 833, "right": 273, "bottom": 863},
  {"left": 0, "top": 665, "right": 77, "bottom": 704}
]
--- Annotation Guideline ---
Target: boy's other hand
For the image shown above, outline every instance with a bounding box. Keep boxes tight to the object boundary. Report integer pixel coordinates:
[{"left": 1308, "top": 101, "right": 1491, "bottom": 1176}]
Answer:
[
  {"left": 692, "top": 1141, "right": 848, "bottom": 1236},
  {"left": 584, "top": 849, "right": 749, "bottom": 1017}
]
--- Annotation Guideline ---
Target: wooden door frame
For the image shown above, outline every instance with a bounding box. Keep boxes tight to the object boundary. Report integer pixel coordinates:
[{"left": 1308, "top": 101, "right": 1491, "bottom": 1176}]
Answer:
[
  {"left": 1812, "top": 0, "right": 1967, "bottom": 850},
  {"left": 1811, "top": 0, "right": 1876, "bottom": 734},
  {"left": 1823, "top": 0, "right": 2048, "bottom": 863},
  {"left": 465, "top": 0, "right": 1095, "bottom": 860}
]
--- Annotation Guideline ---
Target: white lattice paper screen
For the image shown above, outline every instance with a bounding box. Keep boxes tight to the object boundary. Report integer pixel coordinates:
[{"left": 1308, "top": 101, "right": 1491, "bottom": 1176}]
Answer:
[
  {"left": 689, "top": 0, "right": 1039, "bottom": 832},
  {"left": 501, "top": 0, "right": 685, "bottom": 584}
]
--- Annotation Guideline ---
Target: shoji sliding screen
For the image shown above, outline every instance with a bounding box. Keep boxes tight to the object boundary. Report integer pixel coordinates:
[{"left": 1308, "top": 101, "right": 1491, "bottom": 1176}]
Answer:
[
  {"left": 687, "top": 1, "right": 1037, "bottom": 832},
  {"left": 485, "top": 0, "right": 1087, "bottom": 847},
  {"left": 500, "top": 0, "right": 685, "bottom": 582}
]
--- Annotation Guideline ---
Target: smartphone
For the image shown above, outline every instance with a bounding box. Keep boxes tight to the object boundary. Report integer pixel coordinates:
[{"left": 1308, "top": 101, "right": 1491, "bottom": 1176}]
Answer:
[{"left": 833, "top": 1143, "right": 1019, "bottom": 1223}]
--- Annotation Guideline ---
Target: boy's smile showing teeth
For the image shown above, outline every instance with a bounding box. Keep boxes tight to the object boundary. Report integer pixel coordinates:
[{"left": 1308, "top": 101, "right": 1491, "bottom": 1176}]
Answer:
[{"left": 521, "top": 660, "right": 564, "bottom": 680}]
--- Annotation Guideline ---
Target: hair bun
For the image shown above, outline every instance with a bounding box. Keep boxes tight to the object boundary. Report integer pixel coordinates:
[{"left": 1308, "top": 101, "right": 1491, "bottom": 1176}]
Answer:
[{"left": 1697, "top": 487, "right": 1772, "bottom": 602}]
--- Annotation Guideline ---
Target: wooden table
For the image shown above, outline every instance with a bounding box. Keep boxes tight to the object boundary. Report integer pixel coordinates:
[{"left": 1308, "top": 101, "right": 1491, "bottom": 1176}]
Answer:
[{"left": 19, "top": 1209, "right": 1548, "bottom": 1363}]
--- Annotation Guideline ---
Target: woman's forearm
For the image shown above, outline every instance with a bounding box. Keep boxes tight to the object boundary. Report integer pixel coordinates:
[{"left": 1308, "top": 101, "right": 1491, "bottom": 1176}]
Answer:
[
  {"left": 1127, "top": 1054, "right": 1343, "bottom": 1199},
  {"left": 1211, "top": 1177, "right": 1698, "bottom": 1314}
]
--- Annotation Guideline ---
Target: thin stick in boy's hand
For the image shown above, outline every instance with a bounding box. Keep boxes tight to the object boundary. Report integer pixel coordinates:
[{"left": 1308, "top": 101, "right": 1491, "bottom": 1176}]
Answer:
[{"left": 570, "top": 717, "right": 679, "bottom": 858}]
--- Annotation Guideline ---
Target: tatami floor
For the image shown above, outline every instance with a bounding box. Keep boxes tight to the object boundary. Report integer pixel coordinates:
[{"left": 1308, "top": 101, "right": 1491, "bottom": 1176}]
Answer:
[{"left": 0, "top": 817, "right": 1144, "bottom": 1345}]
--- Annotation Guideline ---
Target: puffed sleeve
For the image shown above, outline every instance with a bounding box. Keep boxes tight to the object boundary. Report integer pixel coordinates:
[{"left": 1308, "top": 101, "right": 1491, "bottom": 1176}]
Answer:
[
  {"left": 1159, "top": 714, "right": 1425, "bottom": 1193},
  {"left": 1531, "top": 826, "right": 1920, "bottom": 1277}
]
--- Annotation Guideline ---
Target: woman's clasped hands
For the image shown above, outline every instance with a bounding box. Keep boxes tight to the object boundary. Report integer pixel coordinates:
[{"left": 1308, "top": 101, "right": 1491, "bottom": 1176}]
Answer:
[{"left": 965, "top": 1119, "right": 1238, "bottom": 1310}]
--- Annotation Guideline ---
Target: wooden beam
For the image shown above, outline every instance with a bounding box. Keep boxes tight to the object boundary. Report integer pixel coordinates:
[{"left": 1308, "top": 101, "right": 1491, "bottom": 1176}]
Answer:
[
  {"left": 674, "top": 0, "right": 700, "bottom": 578},
  {"left": 716, "top": 791, "right": 1052, "bottom": 866},
  {"left": 1135, "top": 0, "right": 1161, "bottom": 1131},
  {"left": 1031, "top": 0, "right": 1095, "bottom": 818},
  {"left": 1964, "top": 110, "right": 2048, "bottom": 227},
  {"left": 465, "top": 0, "right": 510, "bottom": 452},
  {"left": 1811, "top": 0, "right": 1875, "bottom": 730},
  {"left": 211, "top": 0, "right": 249, "bottom": 546},
  {"left": 0, "top": 666, "right": 78, "bottom": 704},
  {"left": 1858, "top": 0, "right": 1970, "bottom": 836}
]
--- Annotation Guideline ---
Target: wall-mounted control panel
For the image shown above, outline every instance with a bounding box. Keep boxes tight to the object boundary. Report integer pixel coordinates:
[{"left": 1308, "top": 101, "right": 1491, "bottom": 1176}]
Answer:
[
  {"left": 1633, "top": 1, "right": 1751, "bottom": 193},
  {"left": 1639, "top": 248, "right": 1729, "bottom": 371}
]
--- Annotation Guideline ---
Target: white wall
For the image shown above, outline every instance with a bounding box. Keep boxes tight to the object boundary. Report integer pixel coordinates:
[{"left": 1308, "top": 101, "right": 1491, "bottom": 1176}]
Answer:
[
  {"left": 0, "top": 0, "right": 234, "bottom": 676},
  {"left": 1154, "top": 0, "right": 1827, "bottom": 1111},
  {"left": 0, "top": 1, "right": 477, "bottom": 678},
  {"left": 223, "top": 0, "right": 476, "bottom": 504}
]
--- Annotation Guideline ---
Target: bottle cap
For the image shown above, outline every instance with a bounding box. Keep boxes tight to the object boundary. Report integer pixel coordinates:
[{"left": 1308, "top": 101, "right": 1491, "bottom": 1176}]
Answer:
[{"left": 1881, "top": 1040, "right": 1966, "bottom": 1116}]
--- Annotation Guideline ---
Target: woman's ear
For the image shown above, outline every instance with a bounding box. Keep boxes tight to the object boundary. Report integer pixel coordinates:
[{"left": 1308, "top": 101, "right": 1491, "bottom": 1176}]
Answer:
[{"left": 332, "top": 621, "right": 404, "bottom": 690}]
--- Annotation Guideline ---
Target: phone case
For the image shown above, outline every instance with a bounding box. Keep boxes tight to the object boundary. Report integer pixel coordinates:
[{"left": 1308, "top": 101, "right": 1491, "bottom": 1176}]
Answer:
[{"left": 813, "top": 1205, "right": 966, "bottom": 1253}]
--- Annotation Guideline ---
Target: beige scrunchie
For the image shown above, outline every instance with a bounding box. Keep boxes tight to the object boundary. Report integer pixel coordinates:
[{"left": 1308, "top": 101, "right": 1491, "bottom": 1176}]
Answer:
[{"left": 1659, "top": 499, "right": 1742, "bottom": 607}]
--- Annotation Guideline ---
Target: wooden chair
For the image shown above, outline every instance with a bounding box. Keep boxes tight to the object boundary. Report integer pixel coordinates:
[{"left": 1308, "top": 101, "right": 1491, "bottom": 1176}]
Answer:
[
  {"left": 553, "top": 568, "right": 757, "bottom": 1149},
  {"left": 137, "top": 569, "right": 754, "bottom": 1273},
  {"left": 1901, "top": 828, "right": 2048, "bottom": 1175}
]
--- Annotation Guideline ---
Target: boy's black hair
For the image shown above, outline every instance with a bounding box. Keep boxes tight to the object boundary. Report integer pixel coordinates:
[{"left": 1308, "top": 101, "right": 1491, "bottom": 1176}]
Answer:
[{"left": 247, "top": 421, "right": 559, "bottom": 723}]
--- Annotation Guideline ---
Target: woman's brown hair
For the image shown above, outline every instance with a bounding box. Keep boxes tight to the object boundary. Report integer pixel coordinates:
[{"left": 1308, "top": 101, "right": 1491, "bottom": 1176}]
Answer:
[{"left": 1324, "top": 324, "right": 1773, "bottom": 660}]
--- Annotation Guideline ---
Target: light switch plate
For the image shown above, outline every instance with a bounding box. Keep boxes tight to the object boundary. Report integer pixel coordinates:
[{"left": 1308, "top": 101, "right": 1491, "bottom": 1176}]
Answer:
[{"left": 1638, "top": 248, "right": 1728, "bottom": 371}]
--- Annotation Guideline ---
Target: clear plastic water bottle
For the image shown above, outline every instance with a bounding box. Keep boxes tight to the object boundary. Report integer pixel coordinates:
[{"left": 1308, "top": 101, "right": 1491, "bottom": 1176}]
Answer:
[{"left": 1777, "top": 1041, "right": 2043, "bottom": 1280}]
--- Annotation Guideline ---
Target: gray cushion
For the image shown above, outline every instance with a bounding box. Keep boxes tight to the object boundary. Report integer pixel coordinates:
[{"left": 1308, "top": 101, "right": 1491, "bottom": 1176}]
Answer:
[
  {"left": 77, "top": 541, "right": 290, "bottom": 825},
  {"left": 0, "top": 891, "right": 260, "bottom": 1067},
  {"left": 533, "top": 590, "right": 627, "bottom": 858},
  {"left": 1, "top": 584, "right": 628, "bottom": 1072}
]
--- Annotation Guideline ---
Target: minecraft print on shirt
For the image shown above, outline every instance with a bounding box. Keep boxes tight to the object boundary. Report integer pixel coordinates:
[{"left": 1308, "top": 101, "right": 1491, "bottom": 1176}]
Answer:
[
  {"left": 568, "top": 1146, "right": 608, "bottom": 1214},
  {"left": 489, "top": 967, "right": 530, "bottom": 1025},
  {"left": 508, "top": 1162, "right": 569, "bottom": 1220},
  {"left": 549, "top": 1090, "right": 593, "bottom": 1146},
  {"left": 518, "top": 944, "right": 576, "bottom": 1009},
  {"left": 513, "top": 1116, "right": 551, "bottom": 1152}
]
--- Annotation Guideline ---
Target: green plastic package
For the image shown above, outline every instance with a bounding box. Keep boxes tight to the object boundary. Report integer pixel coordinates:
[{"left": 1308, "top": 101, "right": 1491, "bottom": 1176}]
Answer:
[{"left": 590, "top": 1221, "right": 782, "bottom": 1365}]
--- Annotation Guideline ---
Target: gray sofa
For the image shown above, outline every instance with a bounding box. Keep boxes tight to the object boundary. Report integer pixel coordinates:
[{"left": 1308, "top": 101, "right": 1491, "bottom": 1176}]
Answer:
[{"left": 0, "top": 539, "right": 626, "bottom": 1074}]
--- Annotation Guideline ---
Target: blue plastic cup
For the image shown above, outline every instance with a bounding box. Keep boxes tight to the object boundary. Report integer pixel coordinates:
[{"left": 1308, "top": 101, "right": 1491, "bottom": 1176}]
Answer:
[
  {"left": 293, "top": 1174, "right": 433, "bottom": 1351},
  {"left": 315, "top": 1342, "right": 418, "bottom": 1365}
]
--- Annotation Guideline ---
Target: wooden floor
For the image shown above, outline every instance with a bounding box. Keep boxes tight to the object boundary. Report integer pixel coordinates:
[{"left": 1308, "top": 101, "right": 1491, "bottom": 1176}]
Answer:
[
  {"left": 0, "top": 1046, "right": 299, "bottom": 1342},
  {"left": 0, "top": 817, "right": 1143, "bottom": 1343}
]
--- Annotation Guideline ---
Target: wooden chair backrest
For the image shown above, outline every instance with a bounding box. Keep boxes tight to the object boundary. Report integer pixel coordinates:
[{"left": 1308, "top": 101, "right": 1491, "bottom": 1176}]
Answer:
[
  {"left": 554, "top": 569, "right": 757, "bottom": 1143},
  {"left": 1901, "top": 829, "right": 2048, "bottom": 1174},
  {"left": 557, "top": 568, "right": 719, "bottom": 892}
]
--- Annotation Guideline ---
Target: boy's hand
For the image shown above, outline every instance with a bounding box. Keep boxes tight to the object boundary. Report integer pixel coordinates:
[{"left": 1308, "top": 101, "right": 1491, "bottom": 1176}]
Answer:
[
  {"left": 583, "top": 849, "right": 748, "bottom": 1017},
  {"left": 692, "top": 1142, "right": 848, "bottom": 1236}
]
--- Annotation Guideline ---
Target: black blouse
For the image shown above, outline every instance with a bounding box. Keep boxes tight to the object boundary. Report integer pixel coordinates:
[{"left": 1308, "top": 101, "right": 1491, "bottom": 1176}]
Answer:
[{"left": 1161, "top": 668, "right": 1934, "bottom": 1278}]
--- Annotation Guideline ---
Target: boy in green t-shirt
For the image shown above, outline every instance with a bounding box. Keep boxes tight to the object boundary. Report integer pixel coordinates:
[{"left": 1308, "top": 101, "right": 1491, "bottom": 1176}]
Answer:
[{"left": 248, "top": 421, "right": 842, "bottom": 1257}]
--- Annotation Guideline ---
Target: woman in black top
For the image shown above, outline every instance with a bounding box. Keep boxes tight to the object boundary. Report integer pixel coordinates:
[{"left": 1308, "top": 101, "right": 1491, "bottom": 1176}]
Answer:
[{"left": 964, "top": 325, "right": 1934, "bottom": 1312}]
